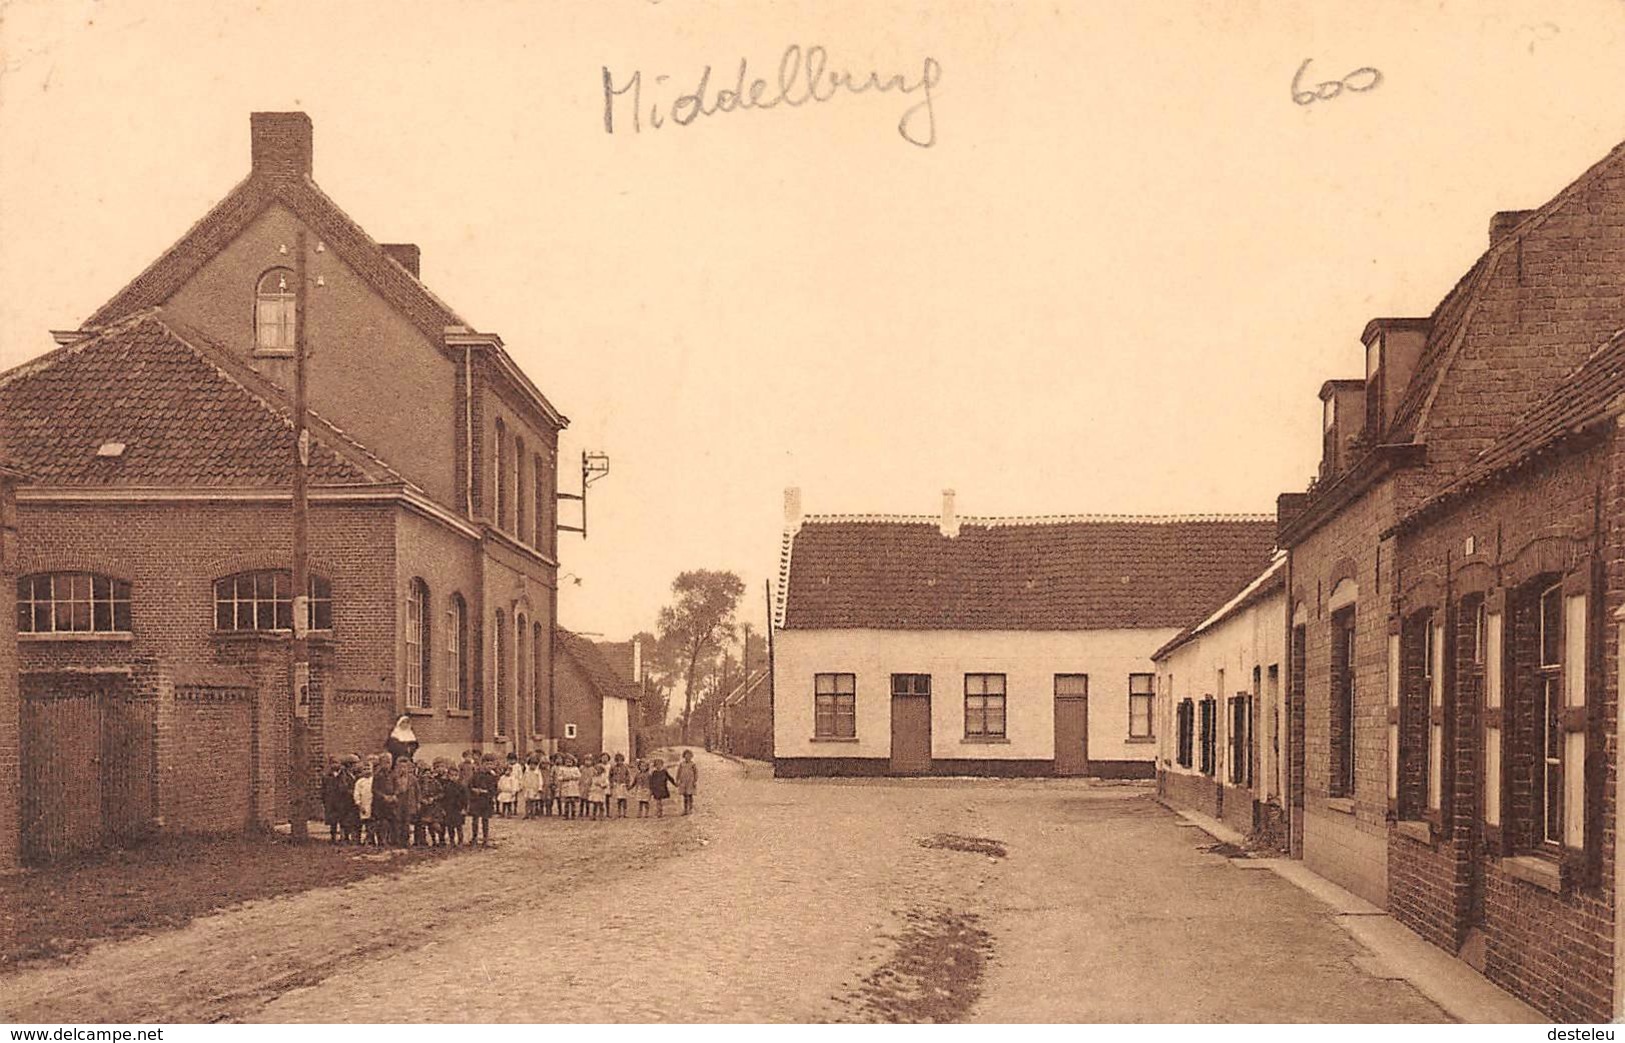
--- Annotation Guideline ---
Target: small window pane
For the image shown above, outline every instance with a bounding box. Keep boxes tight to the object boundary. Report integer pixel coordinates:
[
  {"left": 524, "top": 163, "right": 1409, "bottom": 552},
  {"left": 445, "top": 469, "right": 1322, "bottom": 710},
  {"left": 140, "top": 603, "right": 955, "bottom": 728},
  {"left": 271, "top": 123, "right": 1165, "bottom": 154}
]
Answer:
[
  {"left": 816, "top": 674, "right": 835, "bottom": 695},
  {"left": 1129, "top": 673, "right": 1154, "bottom": 695},
  {"left": 1055, "top": 674, "right": 1088, "bottom": 697}
]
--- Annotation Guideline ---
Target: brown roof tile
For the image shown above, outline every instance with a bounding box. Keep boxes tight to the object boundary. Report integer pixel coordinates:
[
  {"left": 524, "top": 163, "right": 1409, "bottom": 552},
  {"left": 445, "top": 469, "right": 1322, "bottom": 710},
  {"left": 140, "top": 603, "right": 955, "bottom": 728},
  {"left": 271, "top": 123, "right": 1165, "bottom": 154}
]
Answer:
[
  {"left": 782, "top": 515, "right": 1277, "bottom": 631},
  {"left": 558, "top": 629, "right": 639, "bottom": 702},
  {"left": 0, "top": 312, "right": 399, "bottom": 488}
]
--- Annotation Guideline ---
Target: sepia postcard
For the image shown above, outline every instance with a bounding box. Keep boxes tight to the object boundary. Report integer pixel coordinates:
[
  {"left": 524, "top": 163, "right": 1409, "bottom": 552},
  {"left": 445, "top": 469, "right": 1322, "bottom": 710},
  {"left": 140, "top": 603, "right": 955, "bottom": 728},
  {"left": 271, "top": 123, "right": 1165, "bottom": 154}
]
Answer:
[{"left": 2, "top": 0, "right": 1624, "bottom": 1033}]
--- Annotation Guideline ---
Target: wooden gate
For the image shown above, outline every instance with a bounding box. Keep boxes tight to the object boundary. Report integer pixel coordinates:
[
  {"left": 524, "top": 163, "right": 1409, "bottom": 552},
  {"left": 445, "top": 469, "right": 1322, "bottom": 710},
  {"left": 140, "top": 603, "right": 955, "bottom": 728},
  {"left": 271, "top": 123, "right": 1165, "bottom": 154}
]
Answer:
[
  {"left": 22, "top": 680, "right": 154, "bottom": 863},
  {"left": 22, "top": 688, "right": 105, "bottom": 862}
]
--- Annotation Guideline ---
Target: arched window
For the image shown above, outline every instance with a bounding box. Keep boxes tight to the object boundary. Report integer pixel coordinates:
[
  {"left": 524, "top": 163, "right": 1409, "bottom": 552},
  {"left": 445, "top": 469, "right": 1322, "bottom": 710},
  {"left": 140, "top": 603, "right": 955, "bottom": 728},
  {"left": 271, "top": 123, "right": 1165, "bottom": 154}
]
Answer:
[
  {"left": 444, "top": 594, "right": 468, "bottom": 710},
  {"left": 515, "top": 436, "right": 528, "bottom": 542},
  {"left": 493, "top": 418, "right": 508, "bottom": 532},
  {"left": 255, "top": 268, "right": 297, "bottom": 353},
  {"left": 405, "top": 578, "right": 430, "bottom": 709},
  {"left": 515, "top": 613, "right": 529, "bottom": 737},
  {"left": 213, "top": 571, "right": 331, "bottom": 632},
  {"left": 494, "top": 608, "right": 507, "bottom": 738},
  {"left": 17, "top": 573, "right": 131, "bottom": 634},
  {"left": 542, "top": 448, "right": 555, "bottom": 549},
  {"left": 533, "top": 620, "right": 546, "bottom": 738}
]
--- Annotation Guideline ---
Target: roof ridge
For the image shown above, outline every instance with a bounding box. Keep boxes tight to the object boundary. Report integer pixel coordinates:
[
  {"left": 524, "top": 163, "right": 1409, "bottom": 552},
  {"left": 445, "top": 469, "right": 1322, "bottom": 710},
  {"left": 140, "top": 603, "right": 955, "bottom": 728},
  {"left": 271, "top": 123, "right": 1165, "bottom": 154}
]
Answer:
[
  {"left": 800, "top": 512, "right": 1275, "bottom": 526},
  {"left": 1405, "top": 136, "right": 1625, "bottom": 440}
]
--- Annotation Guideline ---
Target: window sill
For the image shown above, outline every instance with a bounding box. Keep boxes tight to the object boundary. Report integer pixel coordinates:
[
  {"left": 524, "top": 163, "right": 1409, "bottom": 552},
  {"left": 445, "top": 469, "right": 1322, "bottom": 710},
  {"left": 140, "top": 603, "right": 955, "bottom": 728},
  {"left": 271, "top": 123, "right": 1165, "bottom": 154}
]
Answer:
[
  {"left": 1503, "top": 854, "right": 1563, "bottom": 894},
  {"left": 493, "top": 734, "right": 509, "bottom": 743},
  {"left": 20, "top": 631, "right": 133, "bottom": 643},
  {"left": 404, "top": 706, "right": 435, "bottom": 716},
  {"left": 961, "top": 737, "right": 1010, "bottom": 744},
  {"left": 446, "top": 708, "right": 473, "bottom": 718},
  {"left": 252, "top": 348, "right": 294, "bottom": 359},
  {"left": 211, "top": 629, "right": 334, "bottom": 643},
  {"left": 809, "top": 736, "right": 860, "bottom": 743},
  {"left": 1124, "top": 736, "right": 1156, "bottom": 745},
  {"left": 1393, "top": 819, "right": 1432, "bottom": 844},
  {"left": 1325, "top": 797, "right": 1356, "bottom": 815}
]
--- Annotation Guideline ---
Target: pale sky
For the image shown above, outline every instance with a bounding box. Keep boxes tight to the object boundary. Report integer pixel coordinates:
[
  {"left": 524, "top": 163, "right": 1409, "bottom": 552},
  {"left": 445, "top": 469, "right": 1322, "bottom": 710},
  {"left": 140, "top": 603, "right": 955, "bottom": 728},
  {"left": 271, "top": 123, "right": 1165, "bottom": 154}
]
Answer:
[{"left": 4, "top": 0, "right": 1625, "bottom": 642}]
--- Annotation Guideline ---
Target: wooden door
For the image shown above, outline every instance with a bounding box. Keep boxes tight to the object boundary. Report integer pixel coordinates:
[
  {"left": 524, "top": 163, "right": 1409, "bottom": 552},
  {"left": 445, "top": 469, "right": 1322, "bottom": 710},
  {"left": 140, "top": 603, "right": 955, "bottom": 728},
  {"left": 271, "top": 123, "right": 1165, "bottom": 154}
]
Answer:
[
  {"left": 1054, "top": 678, "right": 1089, "bottom": 776},
  {"left": 891, "top": 694, "right": 932, "bottom": 774},
  {"left": 22, "top": 688, "right": 105, "bottom": 862}
]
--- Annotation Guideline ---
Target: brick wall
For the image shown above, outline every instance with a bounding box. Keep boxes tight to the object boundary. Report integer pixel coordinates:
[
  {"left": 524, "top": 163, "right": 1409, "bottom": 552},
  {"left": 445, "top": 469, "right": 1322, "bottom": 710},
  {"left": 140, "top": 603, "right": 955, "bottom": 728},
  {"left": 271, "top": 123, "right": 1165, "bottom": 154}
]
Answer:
[
  {"left": 0, "top": 478, "right": 19, "bottom": 870},
  {"left": 1287, "top": 480, "right": 1397, "bottom": 907},
  {"left": 553, "top": 648, "right": 603, "bottom": 760},
  {"left": 1417, "top": 156, "right": 1625, "bottom": 485},
  {"left": 1391, "top": 435, "right": 1616, "bottom": 1021},
  {"left": 167, "top": 688, "right": 254, "bottom": 835}
]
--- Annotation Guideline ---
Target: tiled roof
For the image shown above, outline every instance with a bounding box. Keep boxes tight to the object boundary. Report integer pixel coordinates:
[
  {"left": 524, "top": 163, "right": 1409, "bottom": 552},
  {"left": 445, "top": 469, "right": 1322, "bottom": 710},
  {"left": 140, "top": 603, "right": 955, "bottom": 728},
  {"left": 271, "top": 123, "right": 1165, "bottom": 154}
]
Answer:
[
  {"left": 1152, "top": 552, "right": 1286, "bottom": 660},
  {"left": 1407, "top": 331, "right": 1625, "bottom": 520},
  {"left": 1387, "top": 138, "right": 1625, "bottom": 444},
  {"left": 0, "top": 311, "right": 401, "bottom": 488},
  {"left": 594, "top": 640, "right": 638, "bottom": 686},
  {"left": 781, "top": 514, "right": 1277, "bottom": 631},
  {"left": 85, "top": 175, "right": 467, "bottom": 342},
  {"left": 558, "top": 629, "right": 639, "bottom": 702}
]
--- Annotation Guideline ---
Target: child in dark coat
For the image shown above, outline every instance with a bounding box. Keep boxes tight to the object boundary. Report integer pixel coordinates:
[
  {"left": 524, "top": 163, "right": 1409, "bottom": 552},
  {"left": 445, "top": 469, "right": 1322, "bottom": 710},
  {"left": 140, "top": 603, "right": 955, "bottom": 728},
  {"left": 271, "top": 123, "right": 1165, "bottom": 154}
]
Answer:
[
  {"left": 321, "top": 759, "right": 356, "bottom": 843},
  {"left": 440, "top": 761, "right": 468, "bottom": 846},
  {"left": 467, "top": 756, "right": 497, "bottom": 846}
]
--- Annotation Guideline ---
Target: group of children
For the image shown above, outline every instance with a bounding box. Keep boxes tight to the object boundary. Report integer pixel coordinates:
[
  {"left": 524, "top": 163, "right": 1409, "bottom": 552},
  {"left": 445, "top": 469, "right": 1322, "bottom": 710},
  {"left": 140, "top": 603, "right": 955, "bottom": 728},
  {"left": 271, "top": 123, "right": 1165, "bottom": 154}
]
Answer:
[
  {"left": 495, "top": 749, "right": 699, "bottom": 821},
  {"left": 320, "top": 746, "right": 700, "bottom": 848}
]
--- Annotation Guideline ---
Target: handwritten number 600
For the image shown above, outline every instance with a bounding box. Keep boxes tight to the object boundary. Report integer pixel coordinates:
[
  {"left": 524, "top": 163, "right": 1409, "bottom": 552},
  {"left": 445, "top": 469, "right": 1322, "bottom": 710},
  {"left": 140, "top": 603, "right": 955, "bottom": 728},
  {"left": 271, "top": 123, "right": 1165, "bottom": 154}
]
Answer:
[{"left": 1292, "top": 59, "right": 1381, "bottom": 106}]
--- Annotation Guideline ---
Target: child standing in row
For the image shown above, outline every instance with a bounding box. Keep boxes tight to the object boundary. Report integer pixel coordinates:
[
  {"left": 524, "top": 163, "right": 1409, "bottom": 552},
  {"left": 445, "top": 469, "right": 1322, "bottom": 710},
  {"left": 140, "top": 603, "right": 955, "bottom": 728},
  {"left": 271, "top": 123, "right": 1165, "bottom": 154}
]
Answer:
[
  {"left": 609, "top": 753, "right": 631, "bottom": 818},
  {"left": 632, "top": 759, "right": 652, "bottom": 817},
  {"left": 676, "top": 748, "right": 700, "bottom": 816},
  {"left": 555, "top": 755, "right": 581, "bottom": 819},
  {"left": 587, "top": 759, "right": 609, "bottom": 819}
]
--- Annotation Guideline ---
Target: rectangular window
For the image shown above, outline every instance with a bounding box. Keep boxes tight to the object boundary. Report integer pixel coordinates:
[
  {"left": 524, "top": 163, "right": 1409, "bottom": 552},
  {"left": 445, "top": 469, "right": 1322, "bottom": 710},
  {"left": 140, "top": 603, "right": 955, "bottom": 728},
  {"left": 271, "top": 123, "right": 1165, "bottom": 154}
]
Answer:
[
  {"left": 964, "top": 673, "right": 1007, "bottom": 739},
  {"left": 1330, "top": 608, "right": 1356, "bottom": 797},
  {"left": 1538, "top": 583, "right": 1563, "bottom": 847},
  {"left": 1176, "top": 699, "right": 1195, "bottom": 768},
  {"left": 1427, "top": 618, "right": 1445, "bottom": 814},
  {"left": 1229, "top": 694, "right": 1253, "bottom": 787},
  {"left": 1128, "top": 673, "right": 1154, "bottom": 738},
  {"left": 17, "top": 573, "right": 132, "bottom": 634},
  {"left": 814, "top": 673, "right": 856, "bottom": 739},
  {"left": 891, "top": 673, "right": 931, "bottom": 698},
  {"left": 1199, "top": 697, "right": 1217, "bottom": 776}
]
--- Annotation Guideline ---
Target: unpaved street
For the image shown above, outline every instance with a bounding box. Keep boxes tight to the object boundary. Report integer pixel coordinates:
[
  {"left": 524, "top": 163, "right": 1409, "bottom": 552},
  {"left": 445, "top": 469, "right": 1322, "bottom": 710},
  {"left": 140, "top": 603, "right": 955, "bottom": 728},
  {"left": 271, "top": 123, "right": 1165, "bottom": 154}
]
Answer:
[{"left": 1, "top": 751, "right": 1445, "bottom": 1023}]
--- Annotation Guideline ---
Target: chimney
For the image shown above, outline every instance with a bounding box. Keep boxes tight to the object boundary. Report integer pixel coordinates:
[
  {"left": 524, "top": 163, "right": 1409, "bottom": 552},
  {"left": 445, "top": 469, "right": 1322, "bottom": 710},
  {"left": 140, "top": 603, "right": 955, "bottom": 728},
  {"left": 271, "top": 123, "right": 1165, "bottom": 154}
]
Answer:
[
  {"left": 940, "top": 488, "right": 960, "bottom": 538},
  {"left": 783, "top": 486, "right": 803, "bottom": 534},
  {"left": 632, "top": 636, "right": 643, "bottom": 685},
  {"left": 1489, "top": 209, "right": 1535, "bottom": 246},
  {"left": 250, "top": 112, "right": 313, "bottom": 179},
  {"left": 382, "top": 243, "right": 421, "bottom": 278}
]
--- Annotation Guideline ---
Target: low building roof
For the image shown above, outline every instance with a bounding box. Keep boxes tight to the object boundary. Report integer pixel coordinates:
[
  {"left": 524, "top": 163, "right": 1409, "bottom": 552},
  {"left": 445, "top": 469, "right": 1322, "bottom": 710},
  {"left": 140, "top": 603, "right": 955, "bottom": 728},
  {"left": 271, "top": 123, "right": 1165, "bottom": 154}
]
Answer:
[
  {"left": 557, "top": 628, "right": 639, "bottom": 702},
  {"left": 0, "top": 310, "right": 402, "bottom": 488},
  {"left": 779, "top": 514, "right": 1277, "bottom": 632},
  {"left": 1151, "top": 552, "right": 1286, "bottom": 661}
]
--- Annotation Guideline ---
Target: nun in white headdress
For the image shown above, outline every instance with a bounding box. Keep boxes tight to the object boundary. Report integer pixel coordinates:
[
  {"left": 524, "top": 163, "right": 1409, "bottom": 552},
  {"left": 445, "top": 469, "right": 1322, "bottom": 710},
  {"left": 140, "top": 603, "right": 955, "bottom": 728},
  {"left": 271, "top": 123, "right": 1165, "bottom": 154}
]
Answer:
[{"left": 385, "top": 715, "right": 419, "bottom": 765}]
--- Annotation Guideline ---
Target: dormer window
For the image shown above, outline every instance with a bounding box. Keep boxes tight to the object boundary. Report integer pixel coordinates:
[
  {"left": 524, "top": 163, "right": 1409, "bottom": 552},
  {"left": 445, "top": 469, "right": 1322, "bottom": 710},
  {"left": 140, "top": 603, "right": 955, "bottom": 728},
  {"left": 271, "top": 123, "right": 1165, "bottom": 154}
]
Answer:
[{"left": 255, "top": 268, "right": 297, "bottom": 354}]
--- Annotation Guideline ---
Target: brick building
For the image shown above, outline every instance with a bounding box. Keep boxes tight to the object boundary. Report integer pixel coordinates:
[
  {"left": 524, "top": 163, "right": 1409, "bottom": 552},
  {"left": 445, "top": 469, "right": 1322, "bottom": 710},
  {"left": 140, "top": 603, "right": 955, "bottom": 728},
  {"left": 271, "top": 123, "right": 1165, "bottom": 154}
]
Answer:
[
  {"left": 553, "top": 629, "right": 638, "bottom": 761},
  {"left": 1, "top": 112, "right": 569, "bottom": 861},
  {"left": 1154, "top": 554, "right": 1286, "bottom": 842},
  {"left": 1279, "top": 137, "right": 1625, "bottom": 1020},
  {"left": 0, "top": 461, "right": 27, "bottom": 871},
  {"left": 772, "top": 489, "right": 1275, "bottom": 777}
]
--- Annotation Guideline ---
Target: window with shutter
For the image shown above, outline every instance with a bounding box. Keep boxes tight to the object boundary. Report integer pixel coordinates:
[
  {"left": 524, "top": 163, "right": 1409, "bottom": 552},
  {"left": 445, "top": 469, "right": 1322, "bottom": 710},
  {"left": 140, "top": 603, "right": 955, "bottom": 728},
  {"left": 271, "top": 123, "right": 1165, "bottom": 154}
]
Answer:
[{"left": 1483, "top": 592, "right": 1504, "bottom": 839}]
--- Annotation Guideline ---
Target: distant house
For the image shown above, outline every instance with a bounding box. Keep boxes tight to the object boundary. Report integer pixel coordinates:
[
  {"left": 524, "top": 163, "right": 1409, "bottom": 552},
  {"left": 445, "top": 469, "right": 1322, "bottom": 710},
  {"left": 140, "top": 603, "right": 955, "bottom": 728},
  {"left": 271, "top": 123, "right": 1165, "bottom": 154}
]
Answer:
[
  {"left": 772, "top": 488, "right": 1276, "bottom": 778},
  {"left": 1153, "top": 554, "right": 1286, "bottom": 841},
  {"left": 553, "top": 629, "right": 638, "bottom": 761},
  {"left": 720, "top": 668, "right": 771, "bottom": 761}
]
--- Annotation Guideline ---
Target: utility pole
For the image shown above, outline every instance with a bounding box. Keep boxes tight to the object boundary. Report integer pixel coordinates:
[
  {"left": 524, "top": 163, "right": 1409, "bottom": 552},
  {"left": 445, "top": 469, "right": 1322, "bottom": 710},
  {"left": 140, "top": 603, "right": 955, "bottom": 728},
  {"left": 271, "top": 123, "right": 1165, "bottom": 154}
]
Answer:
[{"left": 289, "top": 228, "right": 312, "bottom": 840}]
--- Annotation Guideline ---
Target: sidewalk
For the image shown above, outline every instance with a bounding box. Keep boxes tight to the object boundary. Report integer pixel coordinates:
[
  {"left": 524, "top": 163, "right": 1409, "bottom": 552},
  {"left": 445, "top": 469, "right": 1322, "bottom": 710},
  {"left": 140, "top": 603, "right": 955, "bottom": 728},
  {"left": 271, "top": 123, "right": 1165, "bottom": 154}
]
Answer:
[{"left": 1171, "top": 807, "right": 1543, "bottom": 1024}]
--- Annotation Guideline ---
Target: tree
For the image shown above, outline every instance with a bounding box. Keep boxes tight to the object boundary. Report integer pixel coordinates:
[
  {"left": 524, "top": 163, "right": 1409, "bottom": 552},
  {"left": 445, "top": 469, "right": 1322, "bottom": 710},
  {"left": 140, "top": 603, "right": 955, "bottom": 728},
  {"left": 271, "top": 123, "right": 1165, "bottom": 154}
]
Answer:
[{"left": 657, "top": 569, "right": 745, "bottom": 744}]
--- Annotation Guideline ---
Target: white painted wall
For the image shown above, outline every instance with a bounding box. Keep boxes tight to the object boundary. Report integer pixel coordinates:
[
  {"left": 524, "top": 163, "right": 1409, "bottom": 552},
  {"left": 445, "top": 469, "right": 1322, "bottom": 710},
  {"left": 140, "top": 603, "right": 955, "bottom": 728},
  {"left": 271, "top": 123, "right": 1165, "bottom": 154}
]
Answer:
[
  {"left": 602, "top": 694, "right": 631, "bottom": 760},
  {"left": 1156, "top": 584, "right": 1285, "bottom": 798},
  {"left": 773, "top": 627, "right": 1179, "bottom": 765}
]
